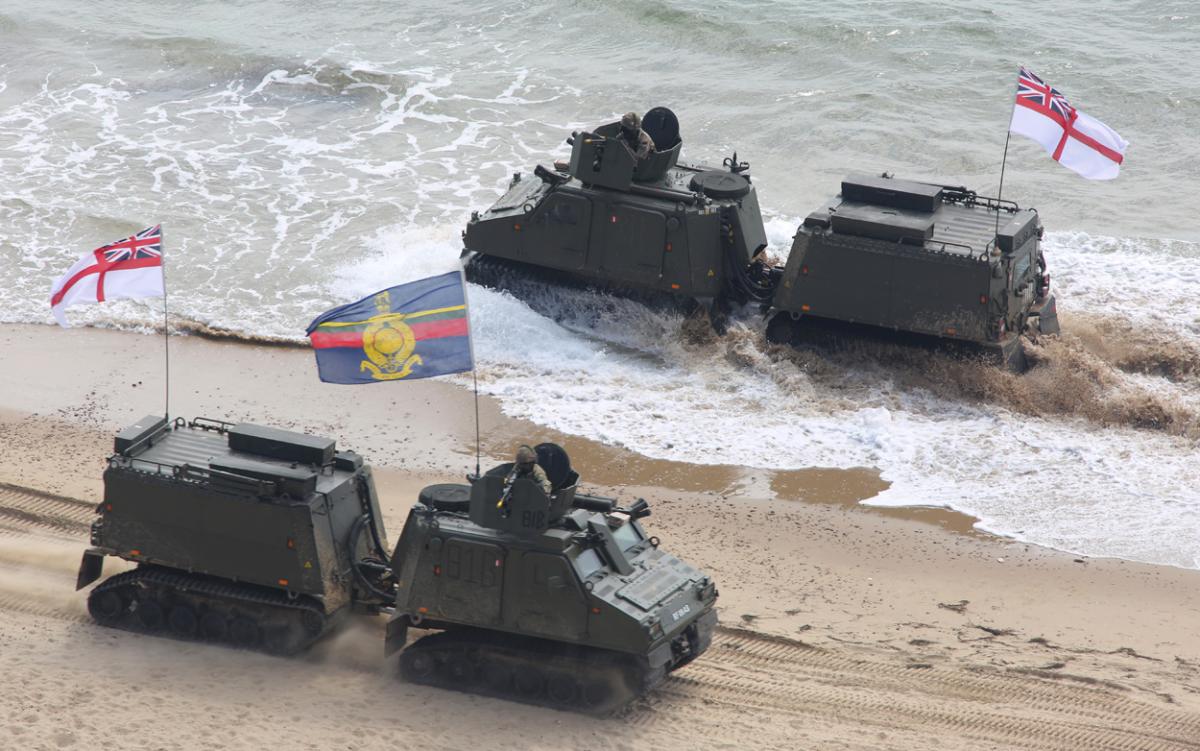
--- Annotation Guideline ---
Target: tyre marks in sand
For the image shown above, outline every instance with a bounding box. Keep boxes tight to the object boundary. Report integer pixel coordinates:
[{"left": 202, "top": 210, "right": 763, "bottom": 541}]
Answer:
[{"left": 2, "top": 484, "right": 1198, "bottom": 750}]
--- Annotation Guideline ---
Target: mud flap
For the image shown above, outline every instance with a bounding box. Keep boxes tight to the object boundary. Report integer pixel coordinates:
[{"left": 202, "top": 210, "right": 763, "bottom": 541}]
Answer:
[
  {"left": 995, "top": 336, "right": 1027, "bottom": 373},
  {"left": 1032, "top": 294, "right": 1060, "bottom": 335},
  {"left": 75, "top": 548, "right": 105, "bottom": 591},
  {"left": 384, "top": 612, "right": 410, "bottom": 657}
]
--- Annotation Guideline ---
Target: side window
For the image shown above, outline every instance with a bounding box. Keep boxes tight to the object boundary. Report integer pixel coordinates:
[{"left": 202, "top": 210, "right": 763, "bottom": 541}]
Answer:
[
  {"left": 527, "top": 553, "right": 583, "bottom": 598},
  {"left": 1013, "top": 248, "right": 1033, "bottom": 285}
]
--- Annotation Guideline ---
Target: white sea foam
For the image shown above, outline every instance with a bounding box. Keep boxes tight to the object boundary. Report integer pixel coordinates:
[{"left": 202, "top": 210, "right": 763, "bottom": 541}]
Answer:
[{"left": 2, "top": 7, "right": 1199, "bottom": 571}]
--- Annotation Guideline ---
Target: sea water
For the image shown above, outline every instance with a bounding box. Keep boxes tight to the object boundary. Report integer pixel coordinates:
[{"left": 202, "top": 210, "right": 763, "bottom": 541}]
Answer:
[{"left": 1, "top": 0, "right": 1198, "bottom": 566}]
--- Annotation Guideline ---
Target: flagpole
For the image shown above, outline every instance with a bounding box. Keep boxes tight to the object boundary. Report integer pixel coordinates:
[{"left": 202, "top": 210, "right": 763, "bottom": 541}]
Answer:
[
  {"left": 994, "top": 130, "right": 1012, "bottom": 239},
  {"left": 995, "top": 68, "right": 1021, "bottom": 241},
  {"left": 459, "top": 264, "right": 481, "bottom": 479},
  {"left": 161, "top": 226, "right": 170, "bottom": 421}
]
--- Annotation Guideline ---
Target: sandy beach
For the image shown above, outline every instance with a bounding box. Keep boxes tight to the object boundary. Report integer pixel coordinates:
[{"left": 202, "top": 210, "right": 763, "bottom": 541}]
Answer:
[{"left": 2, "top": 322, "right": 1199, "bottom": 750}]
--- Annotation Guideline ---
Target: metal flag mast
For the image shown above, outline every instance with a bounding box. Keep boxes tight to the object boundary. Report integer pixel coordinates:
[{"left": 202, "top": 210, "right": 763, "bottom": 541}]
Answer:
[
  {"left": 161, "top": 226, "right": 170, "bottom": 421},
  {"left": 459, "top": 264, "right": 481, "bottom": 479},
  {"left": 995, "top": 68, "right": 1020, "bottom": 240}
]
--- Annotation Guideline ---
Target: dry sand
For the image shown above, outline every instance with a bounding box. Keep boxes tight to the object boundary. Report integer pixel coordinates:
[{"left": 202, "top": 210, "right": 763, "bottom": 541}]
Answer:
[{"left": 1, "top": 323, "right": 1198, "bottom": 750}]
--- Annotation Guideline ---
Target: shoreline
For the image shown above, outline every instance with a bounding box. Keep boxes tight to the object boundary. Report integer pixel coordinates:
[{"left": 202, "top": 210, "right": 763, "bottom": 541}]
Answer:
[
  {"left": 3, "top": 320, "right": 1200, "bottom": 747},
  {"left": 3, "top": 321, "right": 990, "bottom": 537}
]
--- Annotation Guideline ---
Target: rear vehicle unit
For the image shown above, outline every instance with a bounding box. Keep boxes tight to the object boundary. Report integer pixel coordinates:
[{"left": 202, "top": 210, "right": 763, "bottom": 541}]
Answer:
[
  {"left": 766, "top": 173, "right": 1059, "bottom": 369},
  {"left": 76, "top": 415, "right": 393, "bottom": 654}
]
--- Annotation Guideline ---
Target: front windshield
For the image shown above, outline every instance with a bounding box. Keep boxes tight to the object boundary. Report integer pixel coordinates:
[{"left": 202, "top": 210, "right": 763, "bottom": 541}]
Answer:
[
  {"left": 1013, "top": 251, "right": 1033, "bottom": 285},
  {"left": 612, "top": 521, "right": 643, "bottom": 551},
  {"left": 573, "top": 548, "right": 605, "bottom": 579}
]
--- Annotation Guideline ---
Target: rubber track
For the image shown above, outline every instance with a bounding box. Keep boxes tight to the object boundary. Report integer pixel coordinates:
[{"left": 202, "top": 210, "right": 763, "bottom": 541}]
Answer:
[
  {"left": 399, "top": 628, "right": 653, "bottom": 715},
  {"left": 89, "top": 566, "right": 328, "bottom": 655}
]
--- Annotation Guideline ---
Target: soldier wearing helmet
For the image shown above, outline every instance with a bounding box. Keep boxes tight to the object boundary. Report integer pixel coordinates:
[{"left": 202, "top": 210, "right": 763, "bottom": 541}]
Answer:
[
  {"left": 514, "top": 445, "right": 552, "bottom": 495},
  {"left": 619, "top": 111, "right": 656, "bottom": 161}
]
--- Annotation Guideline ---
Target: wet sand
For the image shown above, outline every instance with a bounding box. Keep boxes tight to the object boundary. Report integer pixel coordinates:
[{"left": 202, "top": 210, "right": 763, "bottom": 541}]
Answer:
[{"left": 2, "top": 323, "right": 1199, "bottom": 750}]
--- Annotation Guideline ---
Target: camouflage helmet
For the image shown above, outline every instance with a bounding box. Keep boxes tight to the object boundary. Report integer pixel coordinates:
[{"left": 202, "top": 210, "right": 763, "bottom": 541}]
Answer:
[
  {"left": 515, "top": 445, "right": 537, "bottom": 466},
  {"left": 620, "top": 111, "right": 641, "bottom": 132}
]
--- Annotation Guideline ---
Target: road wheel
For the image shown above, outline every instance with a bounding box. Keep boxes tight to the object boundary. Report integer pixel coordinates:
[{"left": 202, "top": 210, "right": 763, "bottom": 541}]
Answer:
[
  {"left": 168, "top": 605, "right": 198, "bottom": 637},
  {"left": 300, "top": 609, "right": 325, "bottom": 637},
  {"left": 400, "top": 649, "right": 437, "bottom": 681},
  {"left": 581, "top": 679, "right": 613, "bottom": 710},
  {"left": 230, "top": 617, "right": 260, "bottom": 648},
  {"left": 443, "top": 656, "right": 475, "bottom": 685},
  {"left": 546, "top": 673, "right": 578, "bottom": 704},
  {"left": 88, "top": 589, "right": 125, "bottom": 624},
  {"left": 199, "top": 611, "right": 228, "bottom": 641},
  {"left": 136, "top": 598, "right": 165, "bottom": 630},
  {"left": 514, "top": 668, "right": 544, "bottom": 699},
  {"left": 482, "top": 662, "right": 511, "bottom": 692}
]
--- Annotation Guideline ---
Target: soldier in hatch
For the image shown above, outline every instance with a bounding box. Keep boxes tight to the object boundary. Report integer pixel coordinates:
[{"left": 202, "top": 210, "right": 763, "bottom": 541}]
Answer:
[
  {"left": 618, "top": 111, "right": 656, "bottom": 161},
  {"left": 514, "top": 444, "right": 552, "bottom": 495}
]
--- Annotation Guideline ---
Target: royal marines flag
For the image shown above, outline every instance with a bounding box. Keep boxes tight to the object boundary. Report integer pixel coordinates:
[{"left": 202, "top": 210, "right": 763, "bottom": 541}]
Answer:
[
  {"left": 49, "top": 225, "right": 164, "bottom": 327},
  {"left": 306, "top": 270, "right": 473, "bottom": 384},
  {"left": 1009, "top": 67, "right": 1129, "bottom": 180}
]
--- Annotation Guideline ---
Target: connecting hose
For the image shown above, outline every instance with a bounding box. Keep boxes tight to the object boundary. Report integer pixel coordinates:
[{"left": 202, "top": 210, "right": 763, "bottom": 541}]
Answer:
[{"left": 349, "top": 513, "right": 397, "bottom": 604}]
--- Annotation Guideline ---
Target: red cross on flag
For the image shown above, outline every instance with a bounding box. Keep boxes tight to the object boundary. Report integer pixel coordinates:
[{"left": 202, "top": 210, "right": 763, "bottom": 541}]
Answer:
[
  {"left": 1010, "top": 67, "right": 1129, "bottom": 180},
  {"left": 50, "top": 225, "right": 164, "bottom": 327}
]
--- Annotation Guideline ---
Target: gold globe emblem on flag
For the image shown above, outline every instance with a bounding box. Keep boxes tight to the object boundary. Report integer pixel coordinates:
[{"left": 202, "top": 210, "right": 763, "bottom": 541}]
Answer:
[{"left": 360, "top": 291, "right": 423, "bottom": 380}]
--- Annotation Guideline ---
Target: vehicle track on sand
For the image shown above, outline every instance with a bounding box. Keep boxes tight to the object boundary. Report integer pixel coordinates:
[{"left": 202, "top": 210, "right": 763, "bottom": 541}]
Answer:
[
  {"left": 636, "top": 629, "right": 1200, "bottom": 750},
  {"left": 2, "top": 484, "right": 1198, "bottom": 749},
  {"left": 0, "top": 483, "right": 95, "bottom": 539}
]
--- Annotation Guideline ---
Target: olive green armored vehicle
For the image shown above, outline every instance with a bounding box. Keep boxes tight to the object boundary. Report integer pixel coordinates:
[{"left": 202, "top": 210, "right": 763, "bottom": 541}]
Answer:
[
  {"left": 462, "top": 112, "right": 1060, "bottom": 369},
  {"left": 76, "top": 415, "right": 393, "bottom": 655},
  {"left": 462, "top": 107, "right": 775, "bottom": 328},
  {"left": 76, "top": 416, "right": 717, "bottom": 713},
  {"left": 384, "top": 445, "right": 717, "bottom": 712},
  {"left": 766, "top": 173, "right": 1059, "bottom": 370}
]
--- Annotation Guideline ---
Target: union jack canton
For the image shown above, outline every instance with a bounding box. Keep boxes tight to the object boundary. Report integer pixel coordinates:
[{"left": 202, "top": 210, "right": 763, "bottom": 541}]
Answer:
[
  {"left": 1017, "top": 67, "right": 1076, "bottom": 124},
  {"left": 98, "top": 224, "right": 163, "bottom": 262}
]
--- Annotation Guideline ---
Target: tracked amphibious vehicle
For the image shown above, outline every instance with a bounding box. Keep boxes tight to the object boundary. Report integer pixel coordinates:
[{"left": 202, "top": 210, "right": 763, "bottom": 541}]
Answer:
[
  {"left": 462, "top": 109, "right": 1060, "bottom": 369},
  {"left": 76, "top": 416, "right": 717, "bottom": 713},
  {"left": 462, "top": 107, "right": 774, "bottom": 329}
]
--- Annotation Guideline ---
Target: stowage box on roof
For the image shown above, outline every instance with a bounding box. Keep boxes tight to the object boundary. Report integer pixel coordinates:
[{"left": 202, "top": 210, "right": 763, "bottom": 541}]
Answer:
[
  {"left": 830, "top": 204, "right": 935, "bottom": 244},
  {"left": 841, "top": 174, "right": 943, "bottom": 214},
  {"left": 114, "top": 414, "right": 169, "bottom": 454},
  {"left": 227, "top": 423, "right": 335, "bottom": 466}
]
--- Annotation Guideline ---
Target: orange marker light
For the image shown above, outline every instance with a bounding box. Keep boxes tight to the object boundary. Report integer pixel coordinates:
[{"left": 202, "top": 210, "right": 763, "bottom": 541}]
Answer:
[
  {"left": 665, "top": 242, "right": 672, "bottom": 252},
  {"left": 801, "top": 304, "right": 811, "bottom": 312},
  {"left": 278, "top": 578, "right": 289, "bottom": 587},
  {"left": 670, "top": 283, "right": 680, "bottom": 290},
  {"left": 801, "top": 265, "right": 809, "bottom": 276},
  {"left": 945, "top": 327, "right": 957, "bottom": 336},
  {"left": 979, "top": 294, "right": 989, "bottom": 305},
  {"left": 417, "top": 606, "right": 429, "bottom": 614},
  {"left": 286, "top": 538, "right": 295, "bottom": 549},
  {"left": 129, "top": 549, "right": 141, "bottom": 557},
  {"left": 591, "top": 607, "right": 601, "bottom": 614},
  {"left": 513, "top": 223, "right": 521, "bottom": 231},
  {"left": 104, "top": 504, "right": 113, "bottom": 512}
]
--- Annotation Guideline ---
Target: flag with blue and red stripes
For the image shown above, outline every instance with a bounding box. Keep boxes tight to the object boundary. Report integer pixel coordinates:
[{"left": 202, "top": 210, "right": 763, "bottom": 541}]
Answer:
[{"left": 305, "top": 271, "right": 473, "bottom": 384}]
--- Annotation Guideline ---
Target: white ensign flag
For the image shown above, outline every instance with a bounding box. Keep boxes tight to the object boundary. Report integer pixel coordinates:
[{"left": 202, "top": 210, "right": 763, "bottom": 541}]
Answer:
[
  {"left": 1010, "top": 67, "right": 1129, "bottom": 180},
  {"left": 50, "top": 225, "right": 164, "bottom": 327}
]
